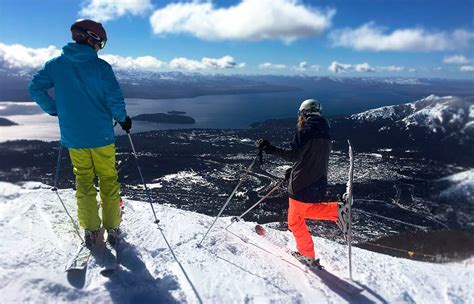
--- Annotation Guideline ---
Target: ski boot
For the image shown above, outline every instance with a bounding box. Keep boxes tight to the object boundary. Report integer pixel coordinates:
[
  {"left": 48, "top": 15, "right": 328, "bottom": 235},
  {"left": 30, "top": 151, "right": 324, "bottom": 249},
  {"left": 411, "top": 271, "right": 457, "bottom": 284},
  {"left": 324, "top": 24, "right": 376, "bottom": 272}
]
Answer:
[
  {"left": 337, "top": 193, "right": 350, "bottom": 240},
  {"left": 84, "top": 229, "right": 101, "bottom": 249},
  {"left": 291, "top": 252, "right": 324, "bottom": 270},
  {"left": 106, "top": 228, "right": 121, "bottom": 248}
]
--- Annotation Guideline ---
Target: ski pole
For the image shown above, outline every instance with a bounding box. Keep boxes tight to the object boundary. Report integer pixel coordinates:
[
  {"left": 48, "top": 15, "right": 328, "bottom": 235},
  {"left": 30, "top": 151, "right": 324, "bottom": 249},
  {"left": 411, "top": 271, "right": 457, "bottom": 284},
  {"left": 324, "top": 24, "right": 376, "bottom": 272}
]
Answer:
[
  {"left": 225, "top": 179, "right": 284, "bottom": 230},
  {"left": 197, "top": 150, "right": 262, "bottom": 247},
  {"left": 126, "top": 131, "right": 160, "bottom": 225},
  {"left": 123, "top": 130, "right": 203, "bottom": 302},
  {"left": 52, "top": 142, "right": 84, "bottom": 242},
  {"left": 347, "top": 140, "right": 354, "bottom": 281}
]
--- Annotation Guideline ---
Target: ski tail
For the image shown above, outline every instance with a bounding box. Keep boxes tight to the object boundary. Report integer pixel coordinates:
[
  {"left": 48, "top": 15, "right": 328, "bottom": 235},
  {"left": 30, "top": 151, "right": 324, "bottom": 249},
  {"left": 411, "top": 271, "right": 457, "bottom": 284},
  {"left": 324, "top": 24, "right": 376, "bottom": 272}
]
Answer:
[{"left": 66, "top": 243, "right": 91, "bottom": 272}]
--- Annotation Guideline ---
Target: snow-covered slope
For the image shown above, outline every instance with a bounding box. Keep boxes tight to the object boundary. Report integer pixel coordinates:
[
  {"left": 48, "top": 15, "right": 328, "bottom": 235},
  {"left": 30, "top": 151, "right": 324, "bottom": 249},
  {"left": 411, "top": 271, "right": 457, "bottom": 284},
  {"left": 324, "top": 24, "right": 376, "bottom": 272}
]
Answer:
[
  {"left": 0, "top": 182, "right": 472, "bottom": 303},
  {"left": 349, "top": 95, "right": 473, "bottom": 163},
  {"left": 439, "top": 169, "right": 474, "bottom": 205},
  {"left": 352, "top": 95, "right": 473, "bottom": 131}
]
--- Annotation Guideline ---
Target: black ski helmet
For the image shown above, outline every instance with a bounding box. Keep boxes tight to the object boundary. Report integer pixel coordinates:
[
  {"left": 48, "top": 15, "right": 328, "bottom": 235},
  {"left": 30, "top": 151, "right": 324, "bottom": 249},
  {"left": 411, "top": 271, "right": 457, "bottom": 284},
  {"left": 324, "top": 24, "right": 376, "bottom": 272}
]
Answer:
[{"left": 70, "top": 19, "right": 107, "bottom": 49}]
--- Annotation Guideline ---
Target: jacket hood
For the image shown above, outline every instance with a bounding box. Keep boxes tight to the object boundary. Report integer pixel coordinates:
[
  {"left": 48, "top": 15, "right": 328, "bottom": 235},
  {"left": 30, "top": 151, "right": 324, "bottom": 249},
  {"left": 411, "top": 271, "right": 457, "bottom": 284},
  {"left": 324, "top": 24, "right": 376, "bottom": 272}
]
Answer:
[
  {"left": 62, "top": 43, "right": 98, "bottom": 62},
  {"left": 304, "top": 115, "right": 331, "bottom": 140}
]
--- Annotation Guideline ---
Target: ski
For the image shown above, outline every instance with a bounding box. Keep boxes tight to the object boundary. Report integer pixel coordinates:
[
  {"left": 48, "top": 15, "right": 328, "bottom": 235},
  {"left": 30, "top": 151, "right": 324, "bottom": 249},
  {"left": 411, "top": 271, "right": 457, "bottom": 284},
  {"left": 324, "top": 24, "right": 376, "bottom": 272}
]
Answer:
[
  {"left": 255, "top": 224, "right": 266, "bottom": 236},
  {"left": 255, "top": 224, "right": 325, "bottom": 270},
  {"left": 65, "top": 243, "right": 91, "bottom": 288},
  {"left": 253, "top": 224, "right": 363, "bottom": 296},
  {"left": 291, "top": 251, "right": 324, "bottom": 270},
  {"left": 65, "top": 243, "right": 91, "bottom": 272}
]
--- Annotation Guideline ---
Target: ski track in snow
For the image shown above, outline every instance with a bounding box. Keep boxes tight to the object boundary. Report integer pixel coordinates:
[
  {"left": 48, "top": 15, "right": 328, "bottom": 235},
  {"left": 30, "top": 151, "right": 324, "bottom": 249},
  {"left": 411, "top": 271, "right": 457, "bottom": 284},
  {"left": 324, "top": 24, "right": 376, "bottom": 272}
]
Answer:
[{"left": 0, "top": 182, "right": 473, "bottom": 303}]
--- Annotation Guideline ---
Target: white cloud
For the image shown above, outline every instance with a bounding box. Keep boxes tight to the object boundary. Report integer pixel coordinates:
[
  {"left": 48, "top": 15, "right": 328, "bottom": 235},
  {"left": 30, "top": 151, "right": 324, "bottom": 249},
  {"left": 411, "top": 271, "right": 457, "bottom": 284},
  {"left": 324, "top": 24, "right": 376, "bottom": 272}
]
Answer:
[
  {"left": 328, "top": 61, "right": 374, "bottom": 73},
  {"left": 443, "top": 55, "right": 471, "bottom": 64},
  {"left": 460, "top": 65, "right": 474, "bottom": 72},
  {"left": 100, "top": 54, "right": 165, "bottom": 70},
  {"left": 330, "top": 22, "right": 474, "bottom": 51},
  {"left": 355, "top": 62, "right": 374, "bottom": 72},
  {"left": 296, "top": 61, "right": 308, "bottom": 70},
  {"left": 292, "top": 61, "right": 320, "bottom": 72},
  {"left": 169, "top": 58, "right": 204, "bottom": 71},
  {"left": 408, "top": 68, "right": 417, "bottom": 73},
  {"left": 149, "top": 0, "right": 335, "bottom": 43},
  {"left": 80, "top": 0, "right": 152, "bottom": 22},
  {"left": 328, "top": 61, "right": 351, "bottom": 73},
  {"left": 0, "top": 42, "right": 246, "bottom": 72},
  {"left": 0, "top": 43, "right": 60, "bottom": 69},
  {"left": 259, "top": 62, "right": 287, "bottom": 70},
  {"left": 169, "top": 55, "right": 244, "bottom": 71},
  {"left": 0, "top": 42, "right": 166, "bottom": 71},
  {"left": 378, "top": 65, "right": 405, "bottom": 72}
]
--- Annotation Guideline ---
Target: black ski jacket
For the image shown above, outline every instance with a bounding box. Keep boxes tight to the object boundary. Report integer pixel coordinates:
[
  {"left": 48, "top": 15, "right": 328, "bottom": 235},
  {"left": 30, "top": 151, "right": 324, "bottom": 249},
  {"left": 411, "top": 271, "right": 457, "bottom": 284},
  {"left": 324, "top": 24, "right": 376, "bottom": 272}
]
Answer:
[{"left": 268, "top": 114, "right": 332, "bottom": 202}]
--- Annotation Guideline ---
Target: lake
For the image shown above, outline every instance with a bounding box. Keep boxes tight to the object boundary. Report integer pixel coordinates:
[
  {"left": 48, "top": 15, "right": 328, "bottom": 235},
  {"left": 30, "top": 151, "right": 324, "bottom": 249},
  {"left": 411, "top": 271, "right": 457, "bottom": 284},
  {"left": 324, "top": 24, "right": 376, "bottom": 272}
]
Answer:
[
  {"left": 0, "top": 91, "right": 321, "bottom": 142},
  {"left": 0, "top": 86, "right": 434, "bottom": 142}
]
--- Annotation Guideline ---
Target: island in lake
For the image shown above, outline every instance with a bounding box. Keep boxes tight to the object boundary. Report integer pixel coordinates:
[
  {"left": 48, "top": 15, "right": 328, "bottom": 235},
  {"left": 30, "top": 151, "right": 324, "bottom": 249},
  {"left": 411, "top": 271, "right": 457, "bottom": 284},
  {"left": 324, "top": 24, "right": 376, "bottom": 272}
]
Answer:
[
  {"left": 133, "top": 113, "right": 196, "bottom": 124},
  {"left": 0, "top": 117, "right": 18, "bottom": 126}
]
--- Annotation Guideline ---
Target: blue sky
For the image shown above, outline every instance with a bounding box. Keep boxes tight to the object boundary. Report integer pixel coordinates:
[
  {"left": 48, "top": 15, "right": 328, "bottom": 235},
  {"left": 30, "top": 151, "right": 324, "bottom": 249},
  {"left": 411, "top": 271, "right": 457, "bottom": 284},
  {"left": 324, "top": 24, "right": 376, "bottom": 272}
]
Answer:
[{"left": 0, "top": 0, "right": 473, "bottom": 78}]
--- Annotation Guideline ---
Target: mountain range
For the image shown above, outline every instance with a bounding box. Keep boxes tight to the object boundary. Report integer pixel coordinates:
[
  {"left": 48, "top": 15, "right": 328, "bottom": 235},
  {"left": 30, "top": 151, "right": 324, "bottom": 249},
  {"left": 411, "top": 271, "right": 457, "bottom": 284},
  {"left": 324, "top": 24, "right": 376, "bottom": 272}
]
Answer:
[{"left": 1, "top": 67, "right": 473, "bottom": 109}]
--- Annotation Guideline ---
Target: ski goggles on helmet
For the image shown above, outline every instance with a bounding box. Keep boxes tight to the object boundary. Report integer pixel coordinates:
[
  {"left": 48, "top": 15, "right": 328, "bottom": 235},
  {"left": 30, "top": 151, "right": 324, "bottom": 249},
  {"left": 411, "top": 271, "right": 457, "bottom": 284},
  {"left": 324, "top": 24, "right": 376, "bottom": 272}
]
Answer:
[
  {"left": 72, "top": 25, "right": 107, "bottom": 49},
  {"left": 85, "top": 30, "right": 107, "bottom": 49}
]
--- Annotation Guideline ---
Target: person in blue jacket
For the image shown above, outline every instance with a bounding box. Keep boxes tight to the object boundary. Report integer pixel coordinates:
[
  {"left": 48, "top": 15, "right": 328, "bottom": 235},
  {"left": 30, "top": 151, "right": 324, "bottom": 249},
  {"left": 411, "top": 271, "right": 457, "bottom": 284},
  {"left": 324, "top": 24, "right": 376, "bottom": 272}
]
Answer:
[{"left": 28, "top": 19, "right": 131, "bottom": 248}]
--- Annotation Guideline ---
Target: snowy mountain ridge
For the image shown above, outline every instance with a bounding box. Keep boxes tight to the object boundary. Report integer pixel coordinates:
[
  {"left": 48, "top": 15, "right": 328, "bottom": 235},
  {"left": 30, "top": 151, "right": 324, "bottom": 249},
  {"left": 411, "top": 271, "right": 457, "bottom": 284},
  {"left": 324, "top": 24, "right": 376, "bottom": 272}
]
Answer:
[
  {"left": 350, "top": 94, "right": 474, "bottom": 152},
  {"left": 0, "top": 181, "right": 473, "bottom": 303},
  {"left": 351, "top": 95, "right": 473, "bottom": 132}
]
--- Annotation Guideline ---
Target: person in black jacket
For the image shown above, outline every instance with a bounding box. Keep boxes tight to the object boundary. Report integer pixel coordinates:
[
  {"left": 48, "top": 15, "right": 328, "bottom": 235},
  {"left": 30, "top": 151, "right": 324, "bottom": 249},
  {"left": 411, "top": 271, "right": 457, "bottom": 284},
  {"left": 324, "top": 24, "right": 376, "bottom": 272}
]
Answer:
[{"left": 257, "top": 99, "right": 348, "bottom": 265}]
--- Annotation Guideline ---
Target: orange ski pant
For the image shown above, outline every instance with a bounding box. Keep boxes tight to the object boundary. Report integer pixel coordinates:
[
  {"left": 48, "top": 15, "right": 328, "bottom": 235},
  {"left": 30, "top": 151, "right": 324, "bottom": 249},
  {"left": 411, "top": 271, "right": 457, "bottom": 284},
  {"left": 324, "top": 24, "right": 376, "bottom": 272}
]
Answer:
[{"left": 288, "top": 198, "right": 338, "bottom": 259}]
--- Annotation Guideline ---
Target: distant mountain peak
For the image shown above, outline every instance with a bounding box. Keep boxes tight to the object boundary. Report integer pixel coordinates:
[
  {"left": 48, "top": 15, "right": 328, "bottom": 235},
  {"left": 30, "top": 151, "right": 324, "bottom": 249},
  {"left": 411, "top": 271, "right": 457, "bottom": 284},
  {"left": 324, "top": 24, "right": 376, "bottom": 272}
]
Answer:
[
  {"left": 352, "top": 95, "right": 472, "bottom": 130},
  {"left": 350, "top": 95, "right": 473, "bottom": 159}
]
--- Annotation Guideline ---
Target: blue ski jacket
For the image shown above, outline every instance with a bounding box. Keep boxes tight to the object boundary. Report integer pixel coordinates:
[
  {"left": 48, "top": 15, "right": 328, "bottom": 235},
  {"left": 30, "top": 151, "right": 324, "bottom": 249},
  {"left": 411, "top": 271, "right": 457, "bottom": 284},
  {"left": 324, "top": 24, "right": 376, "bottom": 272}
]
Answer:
[{"left": 28, "top": 43, "right": 127, "bottom": 148}]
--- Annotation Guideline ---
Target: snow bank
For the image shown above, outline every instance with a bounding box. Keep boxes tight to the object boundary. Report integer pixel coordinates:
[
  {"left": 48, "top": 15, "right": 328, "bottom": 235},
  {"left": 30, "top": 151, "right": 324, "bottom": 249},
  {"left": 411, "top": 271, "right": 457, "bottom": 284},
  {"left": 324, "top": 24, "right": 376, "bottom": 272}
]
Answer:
[
  {"left": 0, "top": 181, "right": 22, "bottom": 202},
  {"left": 0, "top": 182, "right": 472, "bottom": 303}
]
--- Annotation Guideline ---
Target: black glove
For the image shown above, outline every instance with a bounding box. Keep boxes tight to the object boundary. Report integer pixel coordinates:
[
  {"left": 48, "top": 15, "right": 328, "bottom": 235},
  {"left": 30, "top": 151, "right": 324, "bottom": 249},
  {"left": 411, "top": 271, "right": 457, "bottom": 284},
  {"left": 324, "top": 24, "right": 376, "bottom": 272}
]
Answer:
[
  {"left": 119, "top": 116, "right": 132, "bottom": 132},
  {"left": 256, "top": 139, "right": 274, "bottom": 153},
  {"left": 50, "top": 113, "right": 57, "bottom": 116},
  {"left": 285, "top": 168, "right": 292, "bottom": 180}
]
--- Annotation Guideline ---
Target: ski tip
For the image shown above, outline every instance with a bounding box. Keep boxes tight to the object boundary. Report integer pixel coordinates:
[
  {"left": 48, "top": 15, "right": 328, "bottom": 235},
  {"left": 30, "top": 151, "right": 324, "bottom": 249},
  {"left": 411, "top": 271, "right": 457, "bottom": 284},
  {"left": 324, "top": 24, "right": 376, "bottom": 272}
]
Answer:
[{"left": 255, "top": 224, "right": 265, "bottom": 236}]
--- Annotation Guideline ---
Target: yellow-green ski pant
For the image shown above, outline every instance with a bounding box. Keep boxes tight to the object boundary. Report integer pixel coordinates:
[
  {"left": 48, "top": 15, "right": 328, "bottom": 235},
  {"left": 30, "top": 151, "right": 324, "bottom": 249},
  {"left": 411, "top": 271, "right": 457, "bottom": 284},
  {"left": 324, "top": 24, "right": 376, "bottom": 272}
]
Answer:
[{"left": 69, "top": 143, "right": 121, "bottom": 231}]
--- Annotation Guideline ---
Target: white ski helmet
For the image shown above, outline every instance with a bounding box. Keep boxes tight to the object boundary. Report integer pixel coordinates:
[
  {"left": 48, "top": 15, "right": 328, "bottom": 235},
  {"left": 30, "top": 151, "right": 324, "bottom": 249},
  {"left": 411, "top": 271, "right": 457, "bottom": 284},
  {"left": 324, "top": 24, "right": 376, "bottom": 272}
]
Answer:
[{"left": 298, "top": 99, "right": 322, "bottom": 116}]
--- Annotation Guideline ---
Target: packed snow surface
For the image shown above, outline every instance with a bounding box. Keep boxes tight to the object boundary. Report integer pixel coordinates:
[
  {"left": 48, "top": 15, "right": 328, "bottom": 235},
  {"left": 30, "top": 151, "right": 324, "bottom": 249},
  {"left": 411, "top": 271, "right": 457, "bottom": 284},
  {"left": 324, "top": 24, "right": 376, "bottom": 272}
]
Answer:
[{"left": 0, "top": 182, "right": 472, "bottom": 303}]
